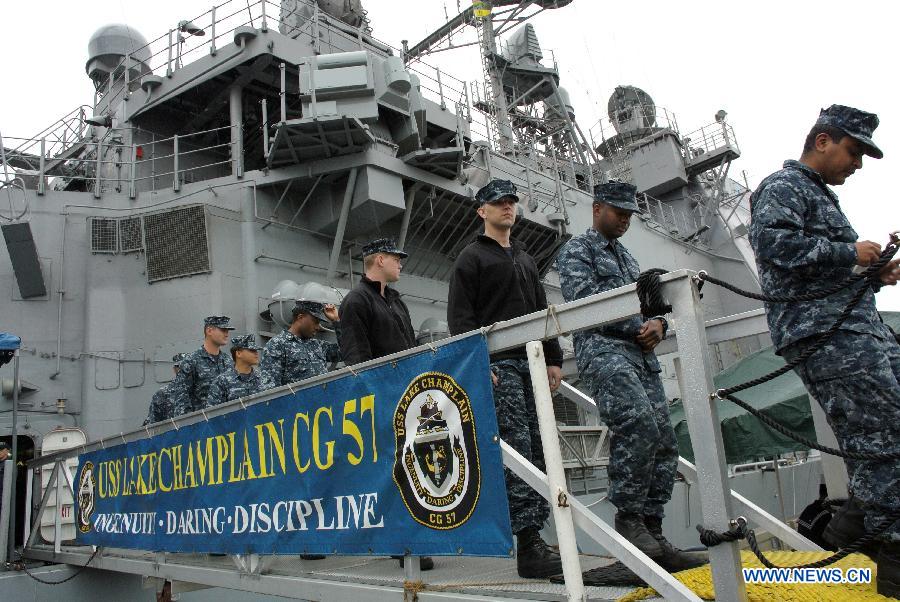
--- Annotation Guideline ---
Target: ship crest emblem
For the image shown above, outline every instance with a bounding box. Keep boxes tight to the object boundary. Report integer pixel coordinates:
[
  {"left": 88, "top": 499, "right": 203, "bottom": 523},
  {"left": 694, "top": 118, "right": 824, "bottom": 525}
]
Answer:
[
  {"left": 77, "top": 461, "right": 96, "bottom": 534},
  {"left": 393, "top": 373, "right": 481, "bottom": 530}
]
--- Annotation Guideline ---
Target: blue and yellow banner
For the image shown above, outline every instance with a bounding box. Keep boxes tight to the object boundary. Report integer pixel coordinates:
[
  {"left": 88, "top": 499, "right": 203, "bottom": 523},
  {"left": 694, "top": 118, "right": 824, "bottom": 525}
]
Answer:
[{"left": 74, "top": 335, "right": 513, "bottom": 556}]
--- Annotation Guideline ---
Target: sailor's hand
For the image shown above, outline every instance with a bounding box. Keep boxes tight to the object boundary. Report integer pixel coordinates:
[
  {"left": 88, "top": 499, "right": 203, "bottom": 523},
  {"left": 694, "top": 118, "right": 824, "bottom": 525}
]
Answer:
[
  {"left": 879, "top": 258, "right": 900, "bottom": 286},
  {"left": 855, "top": 241, "right": 882, "bottom": 266},
  {"left": 490, "top": 369, "right": 499, "bottom": 387},
  {"left": 546, "top": 365, "right": 561, "bottom": 392},
  {"left": 636, "top": 319, "right": 664, "bottom": 352},
  {"left": 324, "top": 304, "right": 339, "bottom": 321}
]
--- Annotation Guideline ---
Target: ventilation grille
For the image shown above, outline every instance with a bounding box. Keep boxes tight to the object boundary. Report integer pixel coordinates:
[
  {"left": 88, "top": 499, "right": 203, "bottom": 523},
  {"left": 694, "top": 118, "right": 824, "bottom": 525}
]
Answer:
[
  {"left": 143, "top": 205, "right": 210, "bottom": 283},
  {"left": 90, "top": 218, "right": 118, "bottom": 253},
  {"left": 553, "top": 394, "right": 581, "bottom": 426},
  {"left": 119, "top": 217, "right": 144, "bottom": 253}
]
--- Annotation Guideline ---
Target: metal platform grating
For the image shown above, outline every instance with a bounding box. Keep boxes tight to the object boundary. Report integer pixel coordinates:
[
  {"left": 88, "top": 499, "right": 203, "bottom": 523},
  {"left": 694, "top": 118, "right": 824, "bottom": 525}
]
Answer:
[
  {"left": 25, "top": 545, "right": 653, "bottom": 601},
  {"left": 90, "top": 217, "right": 118, "bottom": 253},
  {"left": 143, "top": 205, "right": 211, "bottom": 283}
]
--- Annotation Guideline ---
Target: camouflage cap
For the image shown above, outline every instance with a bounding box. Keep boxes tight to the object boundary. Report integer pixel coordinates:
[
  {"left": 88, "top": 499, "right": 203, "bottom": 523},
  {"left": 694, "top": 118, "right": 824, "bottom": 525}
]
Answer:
[
  {"left": 815, "top": 104, "right": 883, "bottom": 159},
  {"left": 475, "top": 179, "right": 519, "bottom": 205},
  {"left": 292, "top": 300, "right": 330, "bottom": 323},
  {"left": 230, "top": 334, "right": 263, "bottom": 351},
  {"left": 172, "top": 352, "right": 187, "bottom": 363},
  {"left": 593, "top": 180, "right": 640, "bottom": 212},
  {"left": 204, "top": 315, "right": 235, "bottom": 330},
  {"left": 361, "top": 237, "right": 408, "bottom": 259}
]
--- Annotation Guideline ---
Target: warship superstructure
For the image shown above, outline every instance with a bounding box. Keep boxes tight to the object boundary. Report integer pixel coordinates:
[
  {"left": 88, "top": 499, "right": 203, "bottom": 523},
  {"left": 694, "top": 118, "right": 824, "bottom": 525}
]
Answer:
[{"left": 1, "top": 2, "right": 810, "bottom": 600}]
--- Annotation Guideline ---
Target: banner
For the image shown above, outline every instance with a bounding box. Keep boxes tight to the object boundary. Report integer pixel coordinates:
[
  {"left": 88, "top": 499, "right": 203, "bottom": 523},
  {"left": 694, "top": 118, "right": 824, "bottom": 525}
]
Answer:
[{"left": 74, "top": 335, "right": 513, "bottom": 556}]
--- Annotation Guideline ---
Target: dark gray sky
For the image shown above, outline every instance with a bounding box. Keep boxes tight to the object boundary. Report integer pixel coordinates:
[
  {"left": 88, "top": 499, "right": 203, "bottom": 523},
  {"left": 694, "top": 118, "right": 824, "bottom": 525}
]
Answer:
[{"left": 2, "top": 0, "right": 896, "bottom": 308}]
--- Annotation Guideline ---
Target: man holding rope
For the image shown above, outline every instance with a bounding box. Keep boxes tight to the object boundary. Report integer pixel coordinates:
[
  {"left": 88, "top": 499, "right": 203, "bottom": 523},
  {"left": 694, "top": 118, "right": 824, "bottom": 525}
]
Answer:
[{"left": 749, "top": 104, "right": 900, "bottom": 597}]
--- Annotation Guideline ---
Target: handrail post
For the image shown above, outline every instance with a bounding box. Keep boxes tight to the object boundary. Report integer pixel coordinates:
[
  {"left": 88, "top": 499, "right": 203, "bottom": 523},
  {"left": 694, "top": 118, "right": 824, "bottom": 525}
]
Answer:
[
  {"left": 526, "top": 341, "right": 585, "bottom": 602},
  {"left": 173, "top": 134, "right": 180, "bottom": 192},
  {"left": 129, "top": 144, "right": 137, "bottom": 199},
  {"left": 668, "top": 274, "right": 748, "bottom": 601},
  {"left": 261, "top": 99, "right": 270, "bottom": 160},
  {"left": 38, "top": 137, "right": 46, "bottom": 195},
  {"left": 166, "top": 29, "right": 174, "bottom": 77},
  {"left": 279, "top": 62, "right": 286, "bottom": 123},
  {"left": 210, "top": 6, "right": 217, "bottom": 56},
  {"left": 94, "top": 140, "right": 103, "bottom": 199},
  {"left": 260, "top": 0, "right": 268, "bottom": 32},
  {"left": 436, "top": 68, "right": 446, "bottom": 110}
]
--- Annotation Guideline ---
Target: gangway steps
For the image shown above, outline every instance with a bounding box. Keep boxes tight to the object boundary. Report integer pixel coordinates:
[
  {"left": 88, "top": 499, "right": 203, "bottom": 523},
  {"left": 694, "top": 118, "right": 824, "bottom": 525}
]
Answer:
[{"left": 24, "top": 544, "right": 655, "bottom": 601}]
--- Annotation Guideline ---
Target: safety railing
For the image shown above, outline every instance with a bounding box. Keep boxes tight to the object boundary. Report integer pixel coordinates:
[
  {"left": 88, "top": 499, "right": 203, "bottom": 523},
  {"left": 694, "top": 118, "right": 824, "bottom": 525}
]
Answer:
[
  {"left": 20, "top": 271, "right": 824, "bottom": 602},
  {"left": 588, "top": 104, "right": 682, "bottom": 158},
  {"left": 683, "top": 121, "right": 739, "bottom": 158},
  {"left": 636, "top": 191, "right": 705, "bottom": 240},
  {"left": 7, "top": 106, "right": 91, "bottom": 168},
  {"left": 0, "top": 124, "right": 237, "bottom": 199}
]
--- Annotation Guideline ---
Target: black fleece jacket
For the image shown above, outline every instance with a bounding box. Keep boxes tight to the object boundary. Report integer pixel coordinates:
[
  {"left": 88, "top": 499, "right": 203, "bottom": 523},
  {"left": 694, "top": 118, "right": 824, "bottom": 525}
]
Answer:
[
  {"left": 339, "top": 276, "right": 417, "bottom": 365},
  {"left": 447, "top": 235, "right": 563, "bottom": 366}
]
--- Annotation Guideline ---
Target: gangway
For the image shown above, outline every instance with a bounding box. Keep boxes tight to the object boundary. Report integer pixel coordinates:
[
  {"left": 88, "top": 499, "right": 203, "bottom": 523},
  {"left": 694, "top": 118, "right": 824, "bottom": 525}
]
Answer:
[{"left": 18, "top": 270, "right": 825, "bottom": 601}]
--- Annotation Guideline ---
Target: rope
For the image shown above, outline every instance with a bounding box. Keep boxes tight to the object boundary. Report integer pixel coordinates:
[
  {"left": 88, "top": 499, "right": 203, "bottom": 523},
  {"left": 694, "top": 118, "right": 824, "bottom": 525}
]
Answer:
[
  {"left": 636, "top": 268, "right": 672, "bottom": 318},
  {"left": 696, "top": 237, "right": 898, "bottom": 303},
  {"left": 15, "top": 547, "right": 100, "bottom": 585},
  {"left": 720, "top": 392, "right": 900, "bottom": 460},
  {"left": 698, "top": 509, "right": 900, "bottom": 569}
]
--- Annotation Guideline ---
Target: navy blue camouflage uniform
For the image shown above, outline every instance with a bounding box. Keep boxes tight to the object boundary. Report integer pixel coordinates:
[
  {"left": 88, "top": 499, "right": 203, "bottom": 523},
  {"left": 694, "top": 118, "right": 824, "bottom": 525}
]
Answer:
[
  {"left": 143, "top": 383, "right": 177, "bottom": 425},
  {"left": 448, "top": 179, "right": 562, "bottom": 535},
  {"left": 143, "top": 353, "right": 186, "bottom": 425},
  {"left": 172, "top": 317, "right": 236, "bottom": 416},
  {"left": 749, "top": 105, "right": 900, "bottom": 541},
  {"left": 207, "top": 334, "right": 264, "bottom": 407},
  {"left": 557, "top": 216, "right": 677, "bottom": 519},
  {"left": 260, "top": 329, "right": 341, "bottom": 388},
  {"left": 207, "top": 369, "right": 264, "bottom": 407},
  {"left": 172, "top": 348, "right": 234, "bottom": 414}
]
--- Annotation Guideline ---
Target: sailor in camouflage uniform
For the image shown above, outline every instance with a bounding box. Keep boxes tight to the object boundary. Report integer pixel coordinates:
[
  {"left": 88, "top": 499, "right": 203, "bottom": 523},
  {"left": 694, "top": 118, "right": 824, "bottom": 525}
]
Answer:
[
  {"left": 142, "top": 353, "right": 186, "bottom": 425},
  {"left": 207, "top": 334, "right": 264, "bottom": 407},
  {"left": 557, "top": 181, "right": 703, "bottom": 571},
  {"left": 749, "top": 105, "right": 900, "bottom": 597},
  {"left": 172, "top": 316, "right": 235, "bottom": 416},
  {"left": 448, "top": 179, "right": 565, "bottom": 578},
  {"left": 259, "top": 300, "right": 341, "bottom": 389}
]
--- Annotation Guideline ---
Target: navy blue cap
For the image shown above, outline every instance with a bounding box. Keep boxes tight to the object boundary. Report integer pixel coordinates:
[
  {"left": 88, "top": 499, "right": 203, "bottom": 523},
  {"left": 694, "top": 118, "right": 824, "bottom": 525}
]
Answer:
[
  {"left": 475, "top": 179, "right": 519, "bottom": 205},
  {"left": 293, "top": 300, "right": 330, "bottom": 323},
  {"left": 361, "top": 237, "right": 408, "bottom": 259},
  {"left": 815, "top": 104, "right": 882, "bottom": 159},
  {"left": 593, "top": 180, "right": 640, "bottom": 213},
  {"left": 204, "top": 316, "right": 235, "bottom": 330},
  {"left": 230, "top": 334, "right": 263, "bottom": 351}
]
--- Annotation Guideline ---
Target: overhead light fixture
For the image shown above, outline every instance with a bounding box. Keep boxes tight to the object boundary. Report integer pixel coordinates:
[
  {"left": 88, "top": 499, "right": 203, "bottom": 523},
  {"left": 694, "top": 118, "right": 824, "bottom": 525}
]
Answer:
[
  {"left": 715, "top": 109, "right": 728, "bottom": 123},
  {"left": 85, "top": 114, "right": 112, "bottom": 127},
  {"left": 178, "top": 20, "right": 205, "bottom": 36}
]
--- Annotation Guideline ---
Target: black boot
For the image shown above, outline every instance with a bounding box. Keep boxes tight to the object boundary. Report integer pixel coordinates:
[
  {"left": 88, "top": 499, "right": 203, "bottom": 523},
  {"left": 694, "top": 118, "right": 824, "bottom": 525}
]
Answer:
[
  {"left": 877, "top": 542, "right": 900, "bottom": 599},
  {"left": 516, "top": 527, "right": 564, "bottom": 578},
  {"left": 644, "top": 515, "right": 708, "bottom": 572},
  {"left": 615, "top": 511, "right": 663, "bottom": 558},
  {"left": 393, "top": 555, "right": 435, "bottom": 571},
  {"left": 823, "top": 495, "right": 881, "bottom": 559},
  {"left": 300, "top": 554, "right": 326, "bottom": 560}
]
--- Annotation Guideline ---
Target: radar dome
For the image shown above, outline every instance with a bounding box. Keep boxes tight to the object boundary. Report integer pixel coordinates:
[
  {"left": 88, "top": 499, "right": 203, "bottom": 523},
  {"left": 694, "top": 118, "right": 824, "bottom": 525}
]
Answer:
[
  {"left": 86, "top": 24, "right": 152, "bottom": 87},
  {"left": 607, "top": 85, "right": 657, "bottom": 134}
]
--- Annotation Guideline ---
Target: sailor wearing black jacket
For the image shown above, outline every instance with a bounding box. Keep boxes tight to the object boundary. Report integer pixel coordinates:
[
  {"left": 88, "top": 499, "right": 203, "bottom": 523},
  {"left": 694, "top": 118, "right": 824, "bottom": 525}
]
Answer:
[
  {"left": 338, "top": 238, "right": 416, "bottom": 366},
  {"left": 337, "top": 237, "right": 434, "bottom": 572},
  {"left": 447, "top": 179, "right": 564, "bottom": 579}
]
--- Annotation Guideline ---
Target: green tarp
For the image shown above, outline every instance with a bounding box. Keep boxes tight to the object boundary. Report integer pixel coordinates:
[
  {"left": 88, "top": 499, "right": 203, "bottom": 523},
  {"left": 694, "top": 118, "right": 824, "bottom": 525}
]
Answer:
[{"left": 670, "top": 312, "right": 899, "bottom": 465}]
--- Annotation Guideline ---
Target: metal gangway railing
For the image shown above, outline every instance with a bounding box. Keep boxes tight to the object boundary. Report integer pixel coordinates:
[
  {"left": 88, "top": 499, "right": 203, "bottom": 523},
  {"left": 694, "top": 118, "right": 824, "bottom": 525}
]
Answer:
[{"left": 11, "top": 270, "right": 824, "bottom": 601}]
